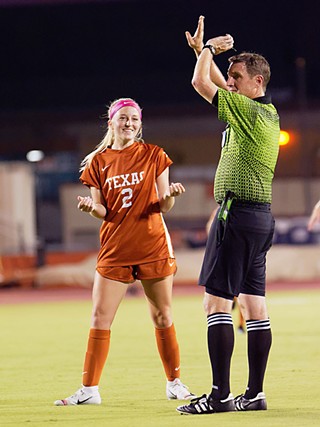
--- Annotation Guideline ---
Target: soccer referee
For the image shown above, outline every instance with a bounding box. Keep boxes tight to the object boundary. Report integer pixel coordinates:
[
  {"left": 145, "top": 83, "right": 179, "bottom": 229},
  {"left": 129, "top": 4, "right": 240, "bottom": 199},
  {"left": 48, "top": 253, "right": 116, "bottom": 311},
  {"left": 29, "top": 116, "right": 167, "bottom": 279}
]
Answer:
[{"left": 177, "top": 16, "right": 280, "bottom": 415}]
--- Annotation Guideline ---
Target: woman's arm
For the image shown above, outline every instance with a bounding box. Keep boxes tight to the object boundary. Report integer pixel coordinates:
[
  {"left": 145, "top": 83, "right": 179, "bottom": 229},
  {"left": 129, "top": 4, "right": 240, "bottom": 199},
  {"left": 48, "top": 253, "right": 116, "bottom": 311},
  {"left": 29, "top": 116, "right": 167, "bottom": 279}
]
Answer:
[
  {"left": 156, "top": 168, "right": 185, "bottom": 213},
  {"left": 77, "top": 187, "right": 107, "bottom": 220}
]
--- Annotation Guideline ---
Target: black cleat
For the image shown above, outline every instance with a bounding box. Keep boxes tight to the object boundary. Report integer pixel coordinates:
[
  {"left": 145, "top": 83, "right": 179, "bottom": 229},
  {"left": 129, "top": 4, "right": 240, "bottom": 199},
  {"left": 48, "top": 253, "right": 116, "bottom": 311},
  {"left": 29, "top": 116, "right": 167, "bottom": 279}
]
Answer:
[
  {"left": 235, "top": 392, "right": 267, "bottom": 411},
  {"left": 176, "top": 393, "right": 235, "bottom": 415}
]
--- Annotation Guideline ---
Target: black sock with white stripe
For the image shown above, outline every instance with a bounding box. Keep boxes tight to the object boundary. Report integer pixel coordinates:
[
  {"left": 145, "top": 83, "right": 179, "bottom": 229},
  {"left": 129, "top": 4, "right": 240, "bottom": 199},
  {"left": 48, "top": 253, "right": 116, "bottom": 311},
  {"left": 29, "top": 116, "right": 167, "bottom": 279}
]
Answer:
[
  {"left": 245, "top": 319, "right": 272, "bottom": 399},
  {"left": 207, "top": 313, "right": 234, "bottom": 400}
]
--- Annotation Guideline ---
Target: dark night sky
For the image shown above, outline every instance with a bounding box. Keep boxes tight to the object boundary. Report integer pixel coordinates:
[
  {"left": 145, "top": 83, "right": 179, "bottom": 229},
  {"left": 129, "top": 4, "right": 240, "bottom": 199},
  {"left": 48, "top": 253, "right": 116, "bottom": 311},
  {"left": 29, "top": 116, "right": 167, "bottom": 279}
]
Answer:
[{"left": 0, "top": 0, "right": 318, "bottom": 112}]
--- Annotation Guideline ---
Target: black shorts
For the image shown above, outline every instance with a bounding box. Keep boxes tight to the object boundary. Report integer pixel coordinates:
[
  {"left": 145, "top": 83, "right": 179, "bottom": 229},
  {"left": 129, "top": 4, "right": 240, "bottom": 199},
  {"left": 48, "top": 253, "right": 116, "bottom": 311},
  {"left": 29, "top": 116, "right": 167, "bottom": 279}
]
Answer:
[{"left": 199, "top": 201, "right": 275, "bottom": 300}]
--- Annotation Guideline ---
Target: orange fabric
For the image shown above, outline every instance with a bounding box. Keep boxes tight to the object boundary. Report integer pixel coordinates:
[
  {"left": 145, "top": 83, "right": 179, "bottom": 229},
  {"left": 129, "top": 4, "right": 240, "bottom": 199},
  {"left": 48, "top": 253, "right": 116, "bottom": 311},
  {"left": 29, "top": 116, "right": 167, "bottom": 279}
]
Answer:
[
  {"left": 155, "top": 324, "right": 180, "bottom": 381},
  {"left": 239, "top": 310, "right": 245, "bottom": 328},
  {"left": 234, "top": 297, "right": 245, "bottom": 328},
  {"left": 80, "top": 142, "right": 174, "bottom": 267},
  {"left": 82, "top": 328, "right": 111, "bottom": 386},
  {"left": 97, "top": 258, "right": 177, "bottom": 283}
]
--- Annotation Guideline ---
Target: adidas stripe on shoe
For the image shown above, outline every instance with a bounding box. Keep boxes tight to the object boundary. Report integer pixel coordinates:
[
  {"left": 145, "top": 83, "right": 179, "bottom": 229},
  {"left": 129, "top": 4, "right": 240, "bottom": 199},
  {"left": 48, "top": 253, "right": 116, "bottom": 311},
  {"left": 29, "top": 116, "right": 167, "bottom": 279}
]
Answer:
[
  {"left": 176, "top": 393, "right": 235, "bottom": 415},
  {"left": 234, "top": 392, "right": 267, "bottom": 411}
]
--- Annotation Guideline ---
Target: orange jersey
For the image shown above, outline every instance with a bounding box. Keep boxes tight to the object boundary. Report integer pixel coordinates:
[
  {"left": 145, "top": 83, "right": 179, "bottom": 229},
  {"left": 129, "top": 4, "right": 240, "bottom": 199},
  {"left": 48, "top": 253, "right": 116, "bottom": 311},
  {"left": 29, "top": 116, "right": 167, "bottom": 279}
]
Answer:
[{"left": 80, "top": 142, "right": 174, "bottom": 267}]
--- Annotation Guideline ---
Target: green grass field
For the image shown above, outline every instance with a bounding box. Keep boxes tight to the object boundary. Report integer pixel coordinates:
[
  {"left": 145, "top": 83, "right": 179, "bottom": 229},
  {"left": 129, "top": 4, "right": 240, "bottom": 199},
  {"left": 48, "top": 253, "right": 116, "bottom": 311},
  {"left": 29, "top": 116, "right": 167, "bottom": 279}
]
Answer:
[{"left": 1, "top": 288, "right": 320, "bottom": 427}]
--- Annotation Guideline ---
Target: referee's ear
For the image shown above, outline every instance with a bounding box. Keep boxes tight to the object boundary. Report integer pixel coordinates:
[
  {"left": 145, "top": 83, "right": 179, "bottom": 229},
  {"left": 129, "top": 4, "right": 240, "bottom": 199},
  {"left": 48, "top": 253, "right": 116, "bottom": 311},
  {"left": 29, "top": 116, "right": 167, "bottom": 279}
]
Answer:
[{"left": 255, "top": 75, "right": 264, "bottom": 86}]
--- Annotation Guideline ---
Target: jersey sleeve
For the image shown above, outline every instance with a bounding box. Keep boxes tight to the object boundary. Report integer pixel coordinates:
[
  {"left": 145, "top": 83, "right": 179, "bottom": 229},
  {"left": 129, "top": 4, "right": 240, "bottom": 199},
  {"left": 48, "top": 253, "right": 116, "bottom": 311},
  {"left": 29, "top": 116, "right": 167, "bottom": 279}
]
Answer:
[
  {"left": 155, "top": 147, "right": 173, "bottom": 177},
  {"left": 79, "top": 157, "right": 101, "bottom": 189}
]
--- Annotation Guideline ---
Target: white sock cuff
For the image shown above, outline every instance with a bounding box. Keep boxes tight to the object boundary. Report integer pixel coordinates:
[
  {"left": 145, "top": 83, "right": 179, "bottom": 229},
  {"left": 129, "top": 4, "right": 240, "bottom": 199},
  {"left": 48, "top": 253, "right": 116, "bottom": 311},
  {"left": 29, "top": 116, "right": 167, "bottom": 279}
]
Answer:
[{"left": 82, "top": 385, "right": 99, "bottom": 392}]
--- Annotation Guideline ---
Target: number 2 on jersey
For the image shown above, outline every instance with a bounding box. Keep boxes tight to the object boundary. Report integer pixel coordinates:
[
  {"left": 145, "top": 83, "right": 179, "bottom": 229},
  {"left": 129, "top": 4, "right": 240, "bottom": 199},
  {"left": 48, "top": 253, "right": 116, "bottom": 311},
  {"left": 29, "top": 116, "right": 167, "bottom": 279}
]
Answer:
[{"left": 121, "top": 188, "right": 133, "bottom": 208}]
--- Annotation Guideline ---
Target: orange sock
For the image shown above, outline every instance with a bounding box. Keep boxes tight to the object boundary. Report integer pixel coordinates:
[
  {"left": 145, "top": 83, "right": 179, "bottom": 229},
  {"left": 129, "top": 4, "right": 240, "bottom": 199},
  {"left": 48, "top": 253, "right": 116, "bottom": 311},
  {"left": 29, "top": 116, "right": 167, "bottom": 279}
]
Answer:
[
  {"left": 82, "top": 328, "right": 110, "bottom": 386},
  {"left": 155, "top": 324, "right": 180, "bottom": 381}
]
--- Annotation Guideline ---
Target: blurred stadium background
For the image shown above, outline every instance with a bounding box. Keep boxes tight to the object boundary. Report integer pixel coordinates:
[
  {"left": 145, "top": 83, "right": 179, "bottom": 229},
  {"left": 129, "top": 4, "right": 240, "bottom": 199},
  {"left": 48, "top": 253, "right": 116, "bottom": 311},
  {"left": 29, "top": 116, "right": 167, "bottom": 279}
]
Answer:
[{"left": 1, "top": 0, "right": 320, "bottom": 288}]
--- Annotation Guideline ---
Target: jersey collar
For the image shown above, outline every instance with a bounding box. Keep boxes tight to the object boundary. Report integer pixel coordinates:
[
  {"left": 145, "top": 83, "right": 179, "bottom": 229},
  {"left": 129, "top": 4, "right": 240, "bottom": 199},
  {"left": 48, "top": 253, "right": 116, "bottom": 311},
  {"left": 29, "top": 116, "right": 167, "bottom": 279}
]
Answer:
[{"left": 253, "top": 93, "right": 272, "bottom": 104}]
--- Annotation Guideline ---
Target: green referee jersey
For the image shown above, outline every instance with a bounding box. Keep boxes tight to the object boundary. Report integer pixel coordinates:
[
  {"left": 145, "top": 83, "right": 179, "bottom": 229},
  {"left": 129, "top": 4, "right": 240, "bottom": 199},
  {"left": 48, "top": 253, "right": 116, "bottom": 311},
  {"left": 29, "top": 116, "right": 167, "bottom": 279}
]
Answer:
[{"left": 213, "top": 89, "right": 280, "bottom": 204}]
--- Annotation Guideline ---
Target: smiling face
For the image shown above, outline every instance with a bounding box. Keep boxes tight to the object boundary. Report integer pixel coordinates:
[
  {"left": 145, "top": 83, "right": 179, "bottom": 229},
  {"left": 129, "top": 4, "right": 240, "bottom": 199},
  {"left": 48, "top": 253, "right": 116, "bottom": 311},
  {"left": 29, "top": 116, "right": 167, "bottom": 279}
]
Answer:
[
  {"left": 109, "top": 106, "right": 142, "bottom": 145},
  {"left": 226, "top": 61, "right": 265, "bottom": 99}
]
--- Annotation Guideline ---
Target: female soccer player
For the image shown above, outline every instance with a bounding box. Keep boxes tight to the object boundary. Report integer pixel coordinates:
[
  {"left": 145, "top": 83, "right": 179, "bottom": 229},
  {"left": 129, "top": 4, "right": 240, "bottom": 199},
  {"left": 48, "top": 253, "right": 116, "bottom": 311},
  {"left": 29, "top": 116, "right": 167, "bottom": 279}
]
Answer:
[{"left": 54, "top": 98, "right": 194, "bottom": 406}]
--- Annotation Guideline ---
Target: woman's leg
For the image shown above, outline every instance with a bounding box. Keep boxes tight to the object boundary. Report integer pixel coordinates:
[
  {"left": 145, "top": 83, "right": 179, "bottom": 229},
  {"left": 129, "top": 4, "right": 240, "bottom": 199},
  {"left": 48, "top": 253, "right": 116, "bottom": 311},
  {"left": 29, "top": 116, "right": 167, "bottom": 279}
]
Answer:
[
  {"left": 142, "top": 275, "right": 179, "bottom": 380},
  {"left": 141, "top": 275, "right": 173, "bottom": 328},
  {"left": 54, "top": 272, "right": 129, "bottom": 405},
  {"left": 82, "top": 271, "right": 129, "bottom": 386},
  {"left": 141, "top": 275, "right": 194, "bottom": 400},
  {"left": 91, "top": 271, "right": 129, "bottom": 329}
]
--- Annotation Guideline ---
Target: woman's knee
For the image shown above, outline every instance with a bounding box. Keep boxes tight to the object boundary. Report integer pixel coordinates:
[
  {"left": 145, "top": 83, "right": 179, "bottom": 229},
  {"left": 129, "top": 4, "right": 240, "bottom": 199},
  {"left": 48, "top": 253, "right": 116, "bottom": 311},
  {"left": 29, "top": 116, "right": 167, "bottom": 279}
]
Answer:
[
  {"left": 150, "top": 308, "right": 172, "bottom": 328},
  {"left": 91, "top": 306, "right": 114, "bottom": 329}
]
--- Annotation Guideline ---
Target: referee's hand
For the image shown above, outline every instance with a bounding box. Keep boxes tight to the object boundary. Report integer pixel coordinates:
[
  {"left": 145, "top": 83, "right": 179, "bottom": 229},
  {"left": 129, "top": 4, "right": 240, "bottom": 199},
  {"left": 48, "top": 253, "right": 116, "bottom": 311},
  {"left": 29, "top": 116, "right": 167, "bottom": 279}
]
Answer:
[
  {"left": 205, "top": 34, "right": 234, "bottom": 55},
  {"left": 185, "top": 15, "right": 205, "bottom": 54}
]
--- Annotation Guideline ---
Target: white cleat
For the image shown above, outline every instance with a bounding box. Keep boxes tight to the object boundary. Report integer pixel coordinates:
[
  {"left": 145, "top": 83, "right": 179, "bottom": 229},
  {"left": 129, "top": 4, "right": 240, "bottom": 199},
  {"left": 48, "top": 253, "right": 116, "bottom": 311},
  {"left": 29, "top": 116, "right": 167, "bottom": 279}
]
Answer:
[
  {"left": 54, "top": 386, "right": 101, "bottom": 406},
  {"left": 166, "top": 378, "right": 195, "bottom": 400}
]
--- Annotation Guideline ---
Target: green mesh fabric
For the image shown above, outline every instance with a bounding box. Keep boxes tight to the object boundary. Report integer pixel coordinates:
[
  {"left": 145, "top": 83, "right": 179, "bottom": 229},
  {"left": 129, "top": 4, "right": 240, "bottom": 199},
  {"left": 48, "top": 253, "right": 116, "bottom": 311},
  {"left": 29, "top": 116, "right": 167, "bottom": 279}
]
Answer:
[{"left": 214, "top": 89, "right": 280, "bottom": 204}]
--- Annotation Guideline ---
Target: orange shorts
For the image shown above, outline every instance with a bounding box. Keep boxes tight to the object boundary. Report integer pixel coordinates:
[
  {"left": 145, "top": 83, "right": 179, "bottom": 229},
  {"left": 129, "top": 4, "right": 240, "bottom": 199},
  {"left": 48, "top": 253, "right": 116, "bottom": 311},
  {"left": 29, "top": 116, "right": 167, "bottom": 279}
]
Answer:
[{"left": 96, "top": 258, "right": 177, "bottom": 283}]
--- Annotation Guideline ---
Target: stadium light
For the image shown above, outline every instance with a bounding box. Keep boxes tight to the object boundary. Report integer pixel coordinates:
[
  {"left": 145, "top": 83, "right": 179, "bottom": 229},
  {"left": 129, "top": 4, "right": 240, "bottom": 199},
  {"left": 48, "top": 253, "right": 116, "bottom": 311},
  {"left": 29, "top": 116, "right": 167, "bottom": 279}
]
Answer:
[
  {"left": 279, "top": 130, "right": 290, "bottom": 146},
  {"left": 26, "top": 150, "right": 44, "bottom": 162}
]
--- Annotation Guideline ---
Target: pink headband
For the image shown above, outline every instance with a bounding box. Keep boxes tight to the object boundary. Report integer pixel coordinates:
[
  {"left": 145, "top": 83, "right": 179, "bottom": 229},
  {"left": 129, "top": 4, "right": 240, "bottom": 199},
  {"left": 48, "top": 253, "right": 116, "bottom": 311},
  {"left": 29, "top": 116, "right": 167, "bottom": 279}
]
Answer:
[{"left": 109, "top": 99, "right": 142, "bottom": 120}]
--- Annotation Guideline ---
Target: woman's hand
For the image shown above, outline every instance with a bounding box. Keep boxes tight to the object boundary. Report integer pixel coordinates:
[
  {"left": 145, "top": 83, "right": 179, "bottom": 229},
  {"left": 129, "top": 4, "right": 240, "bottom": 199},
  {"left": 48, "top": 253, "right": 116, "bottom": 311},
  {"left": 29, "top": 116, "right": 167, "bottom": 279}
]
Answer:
[
  {"left": 77, "top": 195, "right": 107, "bottom": 219},
  {"left": 160, "top": 182, "right": 185, "bottom": 213},
  {"left": 166, "top": 182, "right": 186, "bottom": 198},
  {"left": 77, "top": 195, "right": 95, "bottom": 212}
]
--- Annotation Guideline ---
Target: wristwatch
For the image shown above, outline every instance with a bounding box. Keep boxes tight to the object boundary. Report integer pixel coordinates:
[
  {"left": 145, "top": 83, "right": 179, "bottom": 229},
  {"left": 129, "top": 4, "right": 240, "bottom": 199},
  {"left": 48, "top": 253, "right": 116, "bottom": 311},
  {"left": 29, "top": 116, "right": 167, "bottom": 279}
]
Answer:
[{"left": 202, "top": 45, "right": 216, "bottom": 56}]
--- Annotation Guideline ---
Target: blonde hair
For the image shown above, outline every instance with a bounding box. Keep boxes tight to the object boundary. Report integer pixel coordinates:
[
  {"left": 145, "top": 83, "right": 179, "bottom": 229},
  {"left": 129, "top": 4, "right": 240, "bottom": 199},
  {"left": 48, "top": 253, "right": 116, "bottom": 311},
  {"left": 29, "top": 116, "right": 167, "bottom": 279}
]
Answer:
[{"left": 79, "top": 97, "right": 143, "bottom": 171}]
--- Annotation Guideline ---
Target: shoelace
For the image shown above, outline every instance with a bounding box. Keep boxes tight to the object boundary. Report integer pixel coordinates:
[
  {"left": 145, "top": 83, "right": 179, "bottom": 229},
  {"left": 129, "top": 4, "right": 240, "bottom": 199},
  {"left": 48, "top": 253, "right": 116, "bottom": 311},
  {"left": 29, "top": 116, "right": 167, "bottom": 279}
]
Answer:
[
  {"left": 190, "top": 394, "right": 208, "bottom": 405},
  {"left": 190, "top": 394, "right": 214, "bottom": 411}
]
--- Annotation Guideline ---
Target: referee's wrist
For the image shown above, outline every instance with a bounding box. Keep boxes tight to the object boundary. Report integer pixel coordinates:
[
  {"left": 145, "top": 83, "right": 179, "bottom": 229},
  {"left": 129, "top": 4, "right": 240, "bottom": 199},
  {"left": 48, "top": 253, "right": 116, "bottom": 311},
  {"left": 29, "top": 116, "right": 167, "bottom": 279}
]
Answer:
[{"left": 202, "top": 44, "right": 216, "bottom": 56}]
